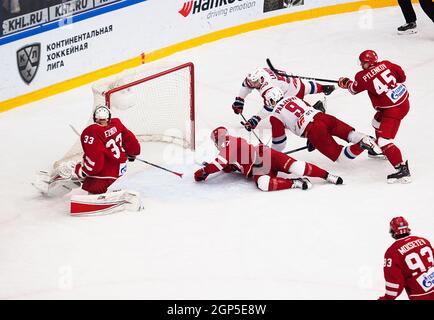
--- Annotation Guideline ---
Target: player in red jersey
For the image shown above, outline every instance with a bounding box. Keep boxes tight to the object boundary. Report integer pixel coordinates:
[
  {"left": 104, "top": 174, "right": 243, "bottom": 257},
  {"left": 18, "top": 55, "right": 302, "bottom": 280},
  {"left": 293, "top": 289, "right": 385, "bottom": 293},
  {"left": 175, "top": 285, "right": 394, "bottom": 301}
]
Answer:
[
  {"left": 69, "top": 105, "right": 141, "bottom": 194},
  {"left": 194, "top": 127, "right": 343, "bottom": 191},
  {"left": 338, "top": 50, "right": 411, "bottom": 183},
  {"left": 379, "top": 216, "right": 434, "bottom": 300}
]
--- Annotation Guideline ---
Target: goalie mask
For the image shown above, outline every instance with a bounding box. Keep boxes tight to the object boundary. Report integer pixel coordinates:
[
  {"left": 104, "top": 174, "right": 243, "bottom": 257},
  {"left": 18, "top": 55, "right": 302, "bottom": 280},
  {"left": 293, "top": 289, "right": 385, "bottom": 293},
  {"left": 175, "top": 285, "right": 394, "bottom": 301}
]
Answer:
[
  {"left": 211, "top": 126, "right": 228, "bottom": 149},
  {"left": 93, "top": 105, "right": 111, "bottom": 124},
  {"left": 389, "top": 216, "right": 411, "bottom": 239},
  {"left": 264, "top": 87, "right": 284, "bottom": 107},
  {"left": 246, "top": 68, "right": 267, "bottom": 89}
]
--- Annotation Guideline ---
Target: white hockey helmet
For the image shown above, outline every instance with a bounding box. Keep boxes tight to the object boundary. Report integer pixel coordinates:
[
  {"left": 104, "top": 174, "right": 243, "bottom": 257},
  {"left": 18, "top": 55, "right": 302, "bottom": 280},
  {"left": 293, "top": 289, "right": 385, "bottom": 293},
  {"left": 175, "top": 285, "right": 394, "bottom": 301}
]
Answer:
[
  {"left": 93, "top": 105, "right": 111, "bottom": 123},
  {"left": 264, "top": 87, "right": 284, "bottom": 107},
  {"left": 246, "top": 68, "right": 267, "bottom": 88}
]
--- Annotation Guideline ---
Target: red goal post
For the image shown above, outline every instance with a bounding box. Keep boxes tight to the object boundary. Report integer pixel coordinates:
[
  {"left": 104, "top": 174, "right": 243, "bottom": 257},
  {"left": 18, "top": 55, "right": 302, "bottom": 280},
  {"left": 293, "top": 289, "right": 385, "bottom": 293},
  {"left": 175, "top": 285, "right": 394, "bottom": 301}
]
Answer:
[
  {"left": 53, "top": 62, "right": 195, "bottom": 169},
  {"left": 102, "top": 62, "right": 195, "bottom": 150}
]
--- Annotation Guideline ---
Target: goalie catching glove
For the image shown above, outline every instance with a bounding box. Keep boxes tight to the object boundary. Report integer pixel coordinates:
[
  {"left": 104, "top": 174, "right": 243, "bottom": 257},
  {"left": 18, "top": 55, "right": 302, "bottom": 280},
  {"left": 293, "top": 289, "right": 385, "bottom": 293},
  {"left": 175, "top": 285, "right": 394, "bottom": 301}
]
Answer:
[{"left": 241, "top": 116, "right": 261, "bottom": 131}]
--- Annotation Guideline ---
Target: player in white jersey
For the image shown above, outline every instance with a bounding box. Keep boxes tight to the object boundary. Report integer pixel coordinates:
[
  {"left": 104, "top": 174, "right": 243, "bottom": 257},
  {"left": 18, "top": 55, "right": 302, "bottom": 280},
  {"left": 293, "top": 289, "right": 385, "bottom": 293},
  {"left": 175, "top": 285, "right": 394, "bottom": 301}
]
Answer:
[
  {"left": 232, "top": 67, "right": 335, "bottom": 131},
  {"left": 265, "top": 88, "right": 381, "bottom": 162}
]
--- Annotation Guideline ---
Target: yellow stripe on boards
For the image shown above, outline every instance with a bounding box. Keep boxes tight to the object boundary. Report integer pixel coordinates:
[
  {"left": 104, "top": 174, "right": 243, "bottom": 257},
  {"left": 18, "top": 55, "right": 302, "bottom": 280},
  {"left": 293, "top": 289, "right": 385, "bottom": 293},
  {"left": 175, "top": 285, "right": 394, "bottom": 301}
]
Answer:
[{"left": 0, "top": 0, "right": 412, "bottom": 112}]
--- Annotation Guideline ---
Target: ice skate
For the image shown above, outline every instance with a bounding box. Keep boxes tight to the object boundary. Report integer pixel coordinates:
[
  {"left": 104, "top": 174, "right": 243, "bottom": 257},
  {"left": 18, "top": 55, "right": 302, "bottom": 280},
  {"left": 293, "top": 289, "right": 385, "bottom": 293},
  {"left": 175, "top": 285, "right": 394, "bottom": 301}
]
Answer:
[
  {"left": 397, "top": 22, "right": 417, "bottom": 35},
  {"left": 326, "top": 173, "right": 343, "bottom": 185},
  {"left": 387, "top": 161, "right": 411, "bottom": 184},
  {"left": 292, "top": 178, "right": 312, "bottom": 190},
  {"left": 359, "top": 136, "right": 382, "bottom": 155}
]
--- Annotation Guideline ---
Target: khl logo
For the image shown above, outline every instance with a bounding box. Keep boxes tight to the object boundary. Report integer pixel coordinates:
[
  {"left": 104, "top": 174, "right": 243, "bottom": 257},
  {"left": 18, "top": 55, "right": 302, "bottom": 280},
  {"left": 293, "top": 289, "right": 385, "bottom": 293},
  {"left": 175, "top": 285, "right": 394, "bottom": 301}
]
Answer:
[
  {"left": 179, "top": 0, "right": 194, "bottom": 17},
  {"left": 16, "top": 43, "right": 41, "bottom": 85}
]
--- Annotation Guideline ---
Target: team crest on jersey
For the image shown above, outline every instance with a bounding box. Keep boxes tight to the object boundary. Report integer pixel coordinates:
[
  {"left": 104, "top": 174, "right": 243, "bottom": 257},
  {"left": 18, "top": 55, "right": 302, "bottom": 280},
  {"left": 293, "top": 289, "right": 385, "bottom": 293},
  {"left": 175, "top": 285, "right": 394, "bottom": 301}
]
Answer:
[{"left": 16, "top": 43, "right": 41, "bottom": 84}]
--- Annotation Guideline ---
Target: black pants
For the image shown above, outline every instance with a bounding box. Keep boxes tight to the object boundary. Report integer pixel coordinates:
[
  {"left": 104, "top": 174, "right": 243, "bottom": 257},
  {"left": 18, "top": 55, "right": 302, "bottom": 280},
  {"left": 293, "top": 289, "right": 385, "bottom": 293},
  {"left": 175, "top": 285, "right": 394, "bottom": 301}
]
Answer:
[{"left": 398, "top": 0, "right": 434, "bottom": 23}]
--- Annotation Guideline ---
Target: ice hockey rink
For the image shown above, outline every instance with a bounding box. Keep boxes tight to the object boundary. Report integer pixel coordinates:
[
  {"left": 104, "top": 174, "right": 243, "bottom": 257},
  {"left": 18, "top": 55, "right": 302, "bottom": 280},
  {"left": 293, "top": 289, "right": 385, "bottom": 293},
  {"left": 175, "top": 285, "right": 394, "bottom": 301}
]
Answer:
[{"left": 1, "top": 4, "right": 434, "bottom": 299}]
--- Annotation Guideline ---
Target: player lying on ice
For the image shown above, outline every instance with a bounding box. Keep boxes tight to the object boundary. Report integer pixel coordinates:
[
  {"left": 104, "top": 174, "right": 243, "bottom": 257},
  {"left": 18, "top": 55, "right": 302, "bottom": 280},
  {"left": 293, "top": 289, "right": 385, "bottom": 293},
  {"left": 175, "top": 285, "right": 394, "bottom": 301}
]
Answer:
[
  {"left": 194, "top": 126, "right": 343, "bottom": 191},
  {"left": 33, "top": 105, "right": 143, "bottom": 216},
  {"left": 256, "top": 87, "right": 383, "bottom": 164}
]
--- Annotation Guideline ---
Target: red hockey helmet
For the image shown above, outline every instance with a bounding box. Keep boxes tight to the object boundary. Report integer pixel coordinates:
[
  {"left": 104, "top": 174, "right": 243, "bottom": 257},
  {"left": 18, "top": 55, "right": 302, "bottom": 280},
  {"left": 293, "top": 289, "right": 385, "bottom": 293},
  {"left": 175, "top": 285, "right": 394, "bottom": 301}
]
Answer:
[
  {"left": 211, "top": 126, "right": 228, "bottom": 148},
  {"left": 389, "top": 216, "right": 411, "bottom": 238},
  {"left": 359, "top": 50, "right": 378, "bottom": 69}
]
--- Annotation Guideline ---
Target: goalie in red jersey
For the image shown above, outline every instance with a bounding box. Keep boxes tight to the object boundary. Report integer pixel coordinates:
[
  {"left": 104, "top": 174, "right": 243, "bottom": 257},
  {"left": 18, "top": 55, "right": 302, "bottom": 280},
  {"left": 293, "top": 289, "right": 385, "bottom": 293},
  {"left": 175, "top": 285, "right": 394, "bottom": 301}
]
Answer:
[
  {"left": 33, "top": 105, "right": 142, "bottom": 216},
  {"left": 194, "top": 127, "right": 343, "bottom": 191},
  {"left": 338, "top": 50, "right": 411, "bottom": 184},
  {"left": 379, "top": 216, "right": 434, "bottom": 300}
]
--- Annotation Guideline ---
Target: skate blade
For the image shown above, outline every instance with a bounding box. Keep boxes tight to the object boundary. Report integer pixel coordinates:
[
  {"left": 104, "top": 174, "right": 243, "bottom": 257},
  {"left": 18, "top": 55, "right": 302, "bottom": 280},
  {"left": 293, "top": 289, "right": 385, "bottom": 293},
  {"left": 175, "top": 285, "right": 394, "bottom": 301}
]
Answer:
[
  {"left": 397, "top": 29, "right": 417, "bottom": 35},
  {"left": 387, "top": 176, "right": 412, "bottom": 184},
  {"left": 368, "top": 154, "right": 387, "bottom": 160}
]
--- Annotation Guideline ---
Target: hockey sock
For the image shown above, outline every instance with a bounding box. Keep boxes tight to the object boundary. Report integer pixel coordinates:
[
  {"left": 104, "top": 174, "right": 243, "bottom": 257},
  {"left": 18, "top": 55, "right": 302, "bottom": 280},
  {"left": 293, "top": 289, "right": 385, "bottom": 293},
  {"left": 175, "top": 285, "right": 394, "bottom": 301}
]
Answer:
[
  {"left": 340, "top": 144, "right": 363, "bottom": 160},
  {"left": 304, "top": 163, "right": 328, "bottom": 179},
  {"left": 269, "top": 177, "right": 294, "bottom": 191},
  {"left": 381, "top": 143, "right": 404, "bottom": 167}
]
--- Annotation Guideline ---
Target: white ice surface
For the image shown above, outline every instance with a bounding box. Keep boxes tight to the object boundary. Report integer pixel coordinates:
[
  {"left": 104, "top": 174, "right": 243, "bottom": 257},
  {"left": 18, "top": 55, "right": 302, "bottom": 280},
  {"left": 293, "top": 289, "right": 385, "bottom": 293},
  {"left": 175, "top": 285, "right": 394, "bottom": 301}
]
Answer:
[{"left": 1, "top": 5, "right": 434, "bottom": 299}]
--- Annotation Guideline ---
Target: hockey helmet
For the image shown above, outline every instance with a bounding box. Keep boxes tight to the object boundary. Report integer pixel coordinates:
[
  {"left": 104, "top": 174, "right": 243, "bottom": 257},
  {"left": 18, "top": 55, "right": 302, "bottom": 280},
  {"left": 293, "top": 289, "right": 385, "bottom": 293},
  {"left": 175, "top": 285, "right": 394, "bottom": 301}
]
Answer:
[
  {"left": 359, "top": 50, "right": 378, "bottom": 69},
  {"left": 263, "top": 87, "right": 284, "bottom": 107},
  {"left": 246, "top": 68, "right": 267, "bottom": 88},
  {"left": 93, "top": 105, "right": 111, "bottom": 123},
  {"left": 389, "top": 216, "right": 411, "bottom": 239},
  {"left": 211, "top": 126, "right": 228, "bottom": 148}
]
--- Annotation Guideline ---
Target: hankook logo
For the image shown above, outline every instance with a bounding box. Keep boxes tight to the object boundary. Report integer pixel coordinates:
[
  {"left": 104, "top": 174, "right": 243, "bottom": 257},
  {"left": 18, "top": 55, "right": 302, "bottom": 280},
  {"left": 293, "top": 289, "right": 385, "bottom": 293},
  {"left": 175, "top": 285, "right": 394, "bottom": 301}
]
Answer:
[{"left": 179, "top": 0, "right": 247, "bottom": 18}]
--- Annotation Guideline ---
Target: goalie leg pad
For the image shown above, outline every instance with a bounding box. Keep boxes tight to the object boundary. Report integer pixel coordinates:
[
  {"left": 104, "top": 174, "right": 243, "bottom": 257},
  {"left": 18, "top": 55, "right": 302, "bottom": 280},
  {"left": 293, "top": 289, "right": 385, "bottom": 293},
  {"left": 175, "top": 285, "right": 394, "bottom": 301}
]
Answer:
[{"left": 70, "top": 190, "right": 143, "bottom": 216}]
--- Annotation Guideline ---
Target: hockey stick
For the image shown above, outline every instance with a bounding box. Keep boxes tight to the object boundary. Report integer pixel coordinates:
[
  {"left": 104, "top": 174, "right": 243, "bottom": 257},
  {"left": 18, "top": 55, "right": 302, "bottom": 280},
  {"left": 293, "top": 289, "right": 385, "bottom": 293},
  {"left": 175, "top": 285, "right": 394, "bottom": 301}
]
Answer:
[
  {"left": 70, "top": 124, "right": 183, "bottom": 178},
  {"left": 266, "top": 58, "right": 339, "bottom": 84},
  {"left": 240, "top": 113, "right": 264, "bottom": 144},
  {"left": 284, "top": 145, "right": 309, "bottom": 155},
  {"left": 136, "top": 158, "right": 183, "bottom": 178},
  {"left": 69, "top": 124, "right": 81, "bottom": 136}
]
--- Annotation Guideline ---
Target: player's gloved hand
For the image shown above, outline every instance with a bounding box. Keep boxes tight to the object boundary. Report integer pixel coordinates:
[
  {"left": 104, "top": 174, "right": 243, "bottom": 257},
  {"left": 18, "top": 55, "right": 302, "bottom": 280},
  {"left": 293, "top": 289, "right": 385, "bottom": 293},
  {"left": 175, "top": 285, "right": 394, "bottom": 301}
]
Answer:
[
  {"left": 306, "top": 140, "right": 315, "bottom": 152},
  {"left": 322, "top": 85, "right": 336, "bottom": 96},
  {"left": 312, "top": 100, "right": 326, "bottom": 113},
  {"left": 194, "top": 168, "right": 209, "bottom": 182},
  {"left": 232, "top": 97, "right": 245, "bottom": 114},
  {"left": 127, "top": 155, "right": 136, "bottom": 162},
  {"left": 241, "top": 116, "right": 260, "bottom": 131},
  {"left": 223, "top": 164, "right": 240, "bottom": 173},
  {"left": 338, "top": 77, "right": 352, "bottom": 89}
]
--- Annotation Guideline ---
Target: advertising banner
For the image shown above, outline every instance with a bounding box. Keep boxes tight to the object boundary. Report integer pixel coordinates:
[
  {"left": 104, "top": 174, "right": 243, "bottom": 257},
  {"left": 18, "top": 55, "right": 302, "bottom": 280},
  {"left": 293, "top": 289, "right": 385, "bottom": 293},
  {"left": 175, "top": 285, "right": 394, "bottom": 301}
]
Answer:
[{"left": 0, "top": 0, "right": 367, "bottom": 104}]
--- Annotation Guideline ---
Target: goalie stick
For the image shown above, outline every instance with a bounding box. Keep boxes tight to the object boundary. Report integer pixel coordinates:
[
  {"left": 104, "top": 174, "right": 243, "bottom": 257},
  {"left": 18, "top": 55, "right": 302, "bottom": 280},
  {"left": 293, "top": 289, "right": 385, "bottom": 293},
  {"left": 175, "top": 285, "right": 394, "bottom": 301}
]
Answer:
[
  {"left": 136, "top": 158, "right": 183, "bottom": 178},
  {"left": 69, "top": 124, "right": 183, "bottom": 178},
  {"left": 266, "top": 58, "right": 339, "bottom": 84}
]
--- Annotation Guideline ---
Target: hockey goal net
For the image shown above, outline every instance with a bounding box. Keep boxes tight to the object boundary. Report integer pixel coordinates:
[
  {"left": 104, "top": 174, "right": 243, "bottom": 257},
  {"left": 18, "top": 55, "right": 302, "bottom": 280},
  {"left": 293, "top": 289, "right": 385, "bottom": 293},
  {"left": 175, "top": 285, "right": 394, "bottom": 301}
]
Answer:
[{"left": 54, "top": 62, "right": 195, "bottom": 168}]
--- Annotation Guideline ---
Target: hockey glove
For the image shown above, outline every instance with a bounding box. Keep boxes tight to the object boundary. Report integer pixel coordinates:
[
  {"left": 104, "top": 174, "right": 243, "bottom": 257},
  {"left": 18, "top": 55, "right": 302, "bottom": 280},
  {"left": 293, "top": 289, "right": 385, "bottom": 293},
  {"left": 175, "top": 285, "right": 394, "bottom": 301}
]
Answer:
[
  {"left": 322, "top": 85, "right": 336, "bottom": 96},
  {"left": 306, "top": 140, "right": 316, "bottom": 152},
  {"left": 232, "top": 97, "right": 245, "bottom": 114},
  {"left": 338, "top": 77, "right": 352, "bottom": 89},
  {"left": 194, "top": 168, "right": 209, "bottom": 182},
  {"left": 127, "top": 155, "right": 136, "bottom": 162},
  {"left": 312, "top": 100, "right": 326, "bottom": 113},
  {"left": 241, "top": 116, "right": 260, "bottom": 132}
]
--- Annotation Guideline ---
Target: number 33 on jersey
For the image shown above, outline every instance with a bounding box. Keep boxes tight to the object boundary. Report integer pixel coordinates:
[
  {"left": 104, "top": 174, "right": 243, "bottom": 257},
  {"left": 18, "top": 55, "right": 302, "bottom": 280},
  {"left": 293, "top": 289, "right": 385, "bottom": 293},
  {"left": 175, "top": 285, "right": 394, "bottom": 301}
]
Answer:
[{"left": 79, "top": 118, "right": 140, "bottom": 179}]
